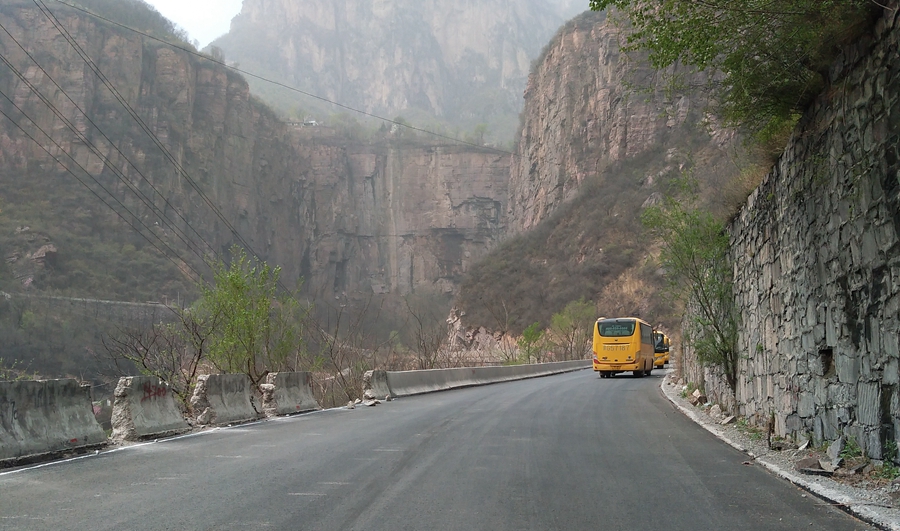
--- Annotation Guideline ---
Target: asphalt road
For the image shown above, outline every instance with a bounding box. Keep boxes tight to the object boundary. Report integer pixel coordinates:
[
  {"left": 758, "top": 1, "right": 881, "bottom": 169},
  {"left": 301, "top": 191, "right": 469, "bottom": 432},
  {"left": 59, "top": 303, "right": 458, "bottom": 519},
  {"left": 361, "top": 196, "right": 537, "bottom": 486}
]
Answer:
[{"left": 0, "top": 370, "right": 876, "bottom": 531}]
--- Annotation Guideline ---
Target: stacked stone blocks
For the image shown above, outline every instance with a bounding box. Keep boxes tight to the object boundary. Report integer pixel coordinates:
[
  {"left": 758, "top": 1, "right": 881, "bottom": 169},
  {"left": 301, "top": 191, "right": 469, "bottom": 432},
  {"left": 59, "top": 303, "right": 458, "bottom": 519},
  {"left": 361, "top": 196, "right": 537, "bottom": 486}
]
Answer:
[{"left": 682, "top": 7, "right": 900, "bottom": 459}]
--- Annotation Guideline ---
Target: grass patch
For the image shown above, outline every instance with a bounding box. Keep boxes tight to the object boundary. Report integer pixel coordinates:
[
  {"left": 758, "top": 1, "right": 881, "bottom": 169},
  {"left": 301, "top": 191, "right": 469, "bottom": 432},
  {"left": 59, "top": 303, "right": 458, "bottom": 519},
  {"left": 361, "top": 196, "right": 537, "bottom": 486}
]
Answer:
[{"left": 735, "top": 417, "right": 765, "bottom": 441}]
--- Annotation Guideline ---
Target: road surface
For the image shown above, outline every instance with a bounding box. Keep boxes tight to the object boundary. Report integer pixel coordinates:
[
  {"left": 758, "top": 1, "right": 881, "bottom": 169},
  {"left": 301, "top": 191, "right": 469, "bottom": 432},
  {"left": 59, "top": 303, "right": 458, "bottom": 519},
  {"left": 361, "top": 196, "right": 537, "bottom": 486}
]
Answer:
[{"left": 0, "top": 370, "right": 875, "bottom": 530}]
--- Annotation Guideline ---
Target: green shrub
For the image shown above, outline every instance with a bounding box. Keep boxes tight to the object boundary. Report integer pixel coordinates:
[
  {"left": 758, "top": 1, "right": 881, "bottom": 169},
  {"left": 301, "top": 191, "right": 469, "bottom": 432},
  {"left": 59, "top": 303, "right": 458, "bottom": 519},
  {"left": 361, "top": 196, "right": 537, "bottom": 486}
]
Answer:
[{"left": 589, "top": 0, "right": 879, "bottom": 138}]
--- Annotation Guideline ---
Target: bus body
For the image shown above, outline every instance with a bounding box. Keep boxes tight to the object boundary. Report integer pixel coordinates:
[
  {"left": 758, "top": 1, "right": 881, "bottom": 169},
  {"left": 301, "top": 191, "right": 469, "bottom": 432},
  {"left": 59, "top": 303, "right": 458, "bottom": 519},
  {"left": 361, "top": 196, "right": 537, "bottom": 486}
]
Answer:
[
  {"left": 652, "top": 331, "right": 670, "bottom": 368},
  {"left": 592, "top": 317, "right": 655, "bottom": 378}
]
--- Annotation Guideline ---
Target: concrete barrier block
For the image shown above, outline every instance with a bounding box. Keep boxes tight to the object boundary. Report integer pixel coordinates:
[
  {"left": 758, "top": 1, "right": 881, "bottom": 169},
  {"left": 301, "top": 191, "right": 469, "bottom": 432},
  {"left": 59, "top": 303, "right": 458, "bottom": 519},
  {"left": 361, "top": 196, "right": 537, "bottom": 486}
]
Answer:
[
  {"left": 363, "top": 370, "right": 392, "bottom": 400},
  {"left": 190, "top": 374, "right": 258, "bottom": 426},
  {"left": 263, "top": 372, "right": 320, "bottom": 417},
  {"left": 110, "top": 376, "right": 189, "bottom": 442},
  {"left": 385, "top": 360, "right": 590, "bottom": 397},
  {"left": 0, "top": 379, "right": 106, "bottom": 463}
]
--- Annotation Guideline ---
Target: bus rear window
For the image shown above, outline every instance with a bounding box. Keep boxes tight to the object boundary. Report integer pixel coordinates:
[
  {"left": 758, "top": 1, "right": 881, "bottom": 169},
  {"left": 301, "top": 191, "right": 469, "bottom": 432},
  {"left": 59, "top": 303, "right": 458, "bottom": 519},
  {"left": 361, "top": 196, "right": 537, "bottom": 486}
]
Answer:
[{"left": 598, "top": 321, "right": 635, "bottom": 337}]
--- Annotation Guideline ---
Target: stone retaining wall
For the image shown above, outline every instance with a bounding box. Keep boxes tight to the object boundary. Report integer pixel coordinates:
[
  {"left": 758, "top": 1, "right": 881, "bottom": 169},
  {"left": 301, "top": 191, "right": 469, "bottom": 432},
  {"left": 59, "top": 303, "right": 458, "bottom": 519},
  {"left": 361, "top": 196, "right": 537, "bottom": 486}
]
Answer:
[{"left": 682, "top": 6, "right": 900, "bottom": 459}]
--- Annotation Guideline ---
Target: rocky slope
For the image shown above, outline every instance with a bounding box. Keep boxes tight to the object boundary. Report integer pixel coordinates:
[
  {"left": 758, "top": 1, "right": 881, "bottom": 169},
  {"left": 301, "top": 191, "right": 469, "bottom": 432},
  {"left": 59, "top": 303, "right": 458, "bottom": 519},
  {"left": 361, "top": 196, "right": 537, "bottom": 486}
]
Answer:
[
  {"left": 454, "top": 10, "right": 744, "bottom": 336},
  {"left": 211, "top": 0, "right": 586, "bottom": 143}
]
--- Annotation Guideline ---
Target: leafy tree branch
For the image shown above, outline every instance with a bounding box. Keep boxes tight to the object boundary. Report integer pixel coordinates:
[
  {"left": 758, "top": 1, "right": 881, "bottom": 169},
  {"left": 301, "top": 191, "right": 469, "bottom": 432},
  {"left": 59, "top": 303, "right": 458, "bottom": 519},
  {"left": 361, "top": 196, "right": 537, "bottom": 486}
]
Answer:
[
  {"left": 199, "top": 247, "right": 308, "bottom": 388},
  {"left": 517, "top": 322, "right": 546, "bottom": 364},
  {"left": 641, "top": 185, "right": 739, "bottom": 391},
  {"left": 590, "top": 0, "right": 880, "bottom": 135}
]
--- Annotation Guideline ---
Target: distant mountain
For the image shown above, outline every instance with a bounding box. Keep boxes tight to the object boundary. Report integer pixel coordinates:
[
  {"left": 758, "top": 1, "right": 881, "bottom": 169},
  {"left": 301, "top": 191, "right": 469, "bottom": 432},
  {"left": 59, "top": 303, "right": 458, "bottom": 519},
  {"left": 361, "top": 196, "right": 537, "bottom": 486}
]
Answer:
[{"left": 210, "top": 0, "right": 586, "bottom": 144}]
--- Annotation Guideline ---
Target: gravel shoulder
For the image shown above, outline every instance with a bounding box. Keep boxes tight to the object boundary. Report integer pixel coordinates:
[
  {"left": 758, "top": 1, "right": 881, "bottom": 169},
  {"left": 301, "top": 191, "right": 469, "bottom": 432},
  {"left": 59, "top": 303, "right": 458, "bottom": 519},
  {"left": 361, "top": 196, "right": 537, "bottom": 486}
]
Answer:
[{"left": 659, "top": 370, "right": 900, "bottom": 531}]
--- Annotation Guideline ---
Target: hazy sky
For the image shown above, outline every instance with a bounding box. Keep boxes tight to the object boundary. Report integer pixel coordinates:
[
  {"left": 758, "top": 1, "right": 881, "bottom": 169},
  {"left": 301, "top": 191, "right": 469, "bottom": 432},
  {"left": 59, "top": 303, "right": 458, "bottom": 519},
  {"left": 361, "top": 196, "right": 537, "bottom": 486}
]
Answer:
[{"left": 144, "top": 0, "right": 243, "bottom": 48}]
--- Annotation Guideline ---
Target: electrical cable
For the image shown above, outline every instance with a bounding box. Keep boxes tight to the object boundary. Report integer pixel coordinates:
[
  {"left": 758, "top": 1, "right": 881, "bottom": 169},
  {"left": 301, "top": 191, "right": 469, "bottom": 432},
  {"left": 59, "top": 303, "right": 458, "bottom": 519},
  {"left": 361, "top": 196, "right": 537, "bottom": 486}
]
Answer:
[
  {"left": 0, "top": 20, "right": 218, "bottom": 273},
  {"left": 48, "top": 0, "right": 519, "bottom": 159},
  {"left": 33, "top": 0, "right": 296, "bottom": 292},
  {"left": 0, "top": 90, "right": 207, "bottom": 284},
  {"left": 0, "top": 16, "right": 221, "bottom": 262},
  {"left": 31, "top": 1, "right": 244, "bottom": 255}
]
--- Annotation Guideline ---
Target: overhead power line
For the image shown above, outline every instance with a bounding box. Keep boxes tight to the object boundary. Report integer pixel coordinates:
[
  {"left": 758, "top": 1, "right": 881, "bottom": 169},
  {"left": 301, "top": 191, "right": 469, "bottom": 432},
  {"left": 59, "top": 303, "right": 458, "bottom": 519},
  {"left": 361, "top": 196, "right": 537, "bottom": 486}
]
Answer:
[
  {"left": 0, "top": 90, "right": 207, "bottom": 284},
  {"left": 0, "top": 19, "right": 219, "bottom": 272},
  {"left": 31, "top": 0, "right": 297, "bottom": 293},
  {"left": 32, "top": 1, "right": 246, "bottom": 259},
  {"left": 49, "top": 0, "right": 519, "bottom": 159}
]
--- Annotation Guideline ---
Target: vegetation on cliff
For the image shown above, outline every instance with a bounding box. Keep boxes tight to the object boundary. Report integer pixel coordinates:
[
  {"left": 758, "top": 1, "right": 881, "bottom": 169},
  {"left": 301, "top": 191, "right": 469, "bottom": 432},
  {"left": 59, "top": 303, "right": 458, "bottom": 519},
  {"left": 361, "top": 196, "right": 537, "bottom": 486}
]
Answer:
[
  {"left": 590, "top": 0, "right": 880, "bottom": 137},
  {"left": 0, "top": 172, "right": 198, "bottom": 382},
  {"left": 642, "top": 180, "right": 738, "bottom": 391},
  {"left": 64, "top": 0, "right": 190, "bottom": 44},
  {"left": 456, "top": 146, "right": 687, "bottom": 335}
]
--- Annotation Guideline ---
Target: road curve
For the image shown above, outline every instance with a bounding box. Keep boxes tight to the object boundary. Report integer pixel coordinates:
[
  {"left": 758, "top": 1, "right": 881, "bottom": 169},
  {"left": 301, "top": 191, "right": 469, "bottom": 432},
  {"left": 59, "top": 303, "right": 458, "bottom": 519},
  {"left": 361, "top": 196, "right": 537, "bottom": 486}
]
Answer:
[{"left": 0, "top": 370, "right": 874, "bottom": 531}]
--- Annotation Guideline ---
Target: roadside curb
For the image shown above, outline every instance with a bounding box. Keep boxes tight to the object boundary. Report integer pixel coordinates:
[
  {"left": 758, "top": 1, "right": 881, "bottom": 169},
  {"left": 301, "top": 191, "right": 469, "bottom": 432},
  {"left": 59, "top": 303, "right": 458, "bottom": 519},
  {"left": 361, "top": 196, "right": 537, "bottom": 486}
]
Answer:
[{"left": 659, "top": 373, "right": 900, "bottom": 531}]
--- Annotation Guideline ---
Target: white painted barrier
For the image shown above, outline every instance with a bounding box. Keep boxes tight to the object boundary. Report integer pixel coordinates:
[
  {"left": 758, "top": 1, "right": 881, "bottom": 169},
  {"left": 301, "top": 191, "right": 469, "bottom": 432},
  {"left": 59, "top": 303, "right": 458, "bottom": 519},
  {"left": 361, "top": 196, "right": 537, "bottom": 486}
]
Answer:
[
  {"left": 190, "top": 374, "right": 259, "bottom": 426},
  {"left": 0, "top": 379, "right": 106, "bottom": 464},
  {"left": 110, "top": 376, "right": 189, "bottom": 442},
  {"left": 262, "top": 372, "right": 320, "bottom": 416},
  {"left": 380, "top": 360, "right": 591, "bottom": 397}
]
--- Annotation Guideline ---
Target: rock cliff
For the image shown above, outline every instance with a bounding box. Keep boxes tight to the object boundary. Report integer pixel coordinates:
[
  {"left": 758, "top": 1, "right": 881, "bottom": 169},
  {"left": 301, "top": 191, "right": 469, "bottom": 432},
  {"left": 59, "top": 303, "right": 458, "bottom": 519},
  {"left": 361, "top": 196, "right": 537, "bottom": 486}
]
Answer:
[
  {"left": 453, "top": 10, "right": 741, "bottom": 335},
  {"left": 508, "top": 10, "right": 731, "bottom": 233},
  {"left": 212, "top": 0, "right": 585, "bottom": 142},
  {"left": 0, "top": 1, "right": 508, "bottom": 304}
]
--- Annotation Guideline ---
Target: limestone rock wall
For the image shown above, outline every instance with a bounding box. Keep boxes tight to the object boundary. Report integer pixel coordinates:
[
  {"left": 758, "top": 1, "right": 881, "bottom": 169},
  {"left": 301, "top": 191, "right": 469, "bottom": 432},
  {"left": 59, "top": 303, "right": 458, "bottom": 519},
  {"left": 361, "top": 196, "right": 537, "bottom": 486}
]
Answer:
[
  {"left": 0, "top": 3, "right": 508, "bottom": 302},
  {"left": 682, "top": 8, "right": 900, "bottom": 458},
  {"left": 507, "top": 10, "right": 722, "bottom": 233},
  {"left": 289, "top": 138, "right": 509, "bottom": 299},
  {"left": 213, "top": 0, "right": 580, "bottom": 141}
]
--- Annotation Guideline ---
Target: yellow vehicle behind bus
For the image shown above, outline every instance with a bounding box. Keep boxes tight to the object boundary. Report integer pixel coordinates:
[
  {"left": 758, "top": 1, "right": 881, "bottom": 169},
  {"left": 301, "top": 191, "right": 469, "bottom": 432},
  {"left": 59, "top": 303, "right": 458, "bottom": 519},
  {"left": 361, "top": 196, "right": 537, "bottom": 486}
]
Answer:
[
  {"left": 592, "top": 317, "right": 655, "bottom": 378},
  {"left": 652, "top": 331, "right": 670, "bottom": 368}
]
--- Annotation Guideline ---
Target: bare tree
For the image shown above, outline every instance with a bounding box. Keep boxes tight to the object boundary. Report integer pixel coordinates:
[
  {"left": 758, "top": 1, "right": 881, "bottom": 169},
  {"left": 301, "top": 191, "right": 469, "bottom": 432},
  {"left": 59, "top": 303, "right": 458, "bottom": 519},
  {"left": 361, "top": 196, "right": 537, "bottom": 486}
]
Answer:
[
  {"left": 484, "top": 298, "right": 522, "bottom": 365},
  {"left": 101, "top": 305, "right": 221, "bottom": 411},
  {"left": 403, "top": 295, "right": 449, "bottom": 370},
  {"left": 305, "top": 297, "right": 396, "bottom": 407}
]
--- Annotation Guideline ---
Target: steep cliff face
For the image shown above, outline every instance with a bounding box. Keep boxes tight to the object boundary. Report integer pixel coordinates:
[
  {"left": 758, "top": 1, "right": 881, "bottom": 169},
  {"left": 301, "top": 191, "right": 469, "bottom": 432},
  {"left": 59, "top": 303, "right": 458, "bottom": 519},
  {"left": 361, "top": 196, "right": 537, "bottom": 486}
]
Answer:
[
  {"left": 285, "top": 134, "right": 508, "bottom": 299},
  {"left": 212, "top": 0, "right": 581, "bottom": 142},
  {"left": 507, "top": 10, "right": 730, "bottom": 233},
  {"left": 0, "top": 2, "right": 508, "bottom": 304},
  {"left": 454, "top": 10, "right": 740, "bottom": 336}
]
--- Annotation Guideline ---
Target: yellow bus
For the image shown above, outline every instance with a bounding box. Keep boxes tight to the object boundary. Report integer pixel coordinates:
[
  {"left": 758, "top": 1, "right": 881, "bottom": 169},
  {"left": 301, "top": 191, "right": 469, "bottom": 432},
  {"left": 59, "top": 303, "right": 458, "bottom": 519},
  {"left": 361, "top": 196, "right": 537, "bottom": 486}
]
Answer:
[
  {"left": 592, "top": 317, "right": 655, "bottom": 378},
  {"left": 652, "top": 331, "right": 670, "bottom": 368}
]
